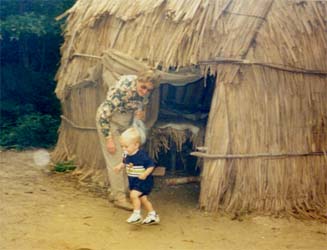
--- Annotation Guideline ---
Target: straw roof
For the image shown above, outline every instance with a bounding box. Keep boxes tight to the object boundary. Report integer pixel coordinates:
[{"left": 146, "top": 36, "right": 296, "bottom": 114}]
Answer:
[{"left": 56, "top": 0, "right": 327, "bottom": 99}]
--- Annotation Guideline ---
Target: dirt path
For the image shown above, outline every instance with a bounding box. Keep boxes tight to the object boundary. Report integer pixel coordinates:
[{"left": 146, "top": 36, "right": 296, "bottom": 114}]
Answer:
[{"left": 0, "top": 150, "right": 326, "bottom": 250}]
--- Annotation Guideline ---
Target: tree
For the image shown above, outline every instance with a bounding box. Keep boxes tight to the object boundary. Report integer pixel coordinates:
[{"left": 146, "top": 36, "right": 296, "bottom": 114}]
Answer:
[{"left": 0, "top": 0, "right": 75, "bottom": 149}]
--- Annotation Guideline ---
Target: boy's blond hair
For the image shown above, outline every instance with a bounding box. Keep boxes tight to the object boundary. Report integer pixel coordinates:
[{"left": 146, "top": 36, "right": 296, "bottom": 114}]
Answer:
[{"left": 120, "top": 127, "right": 141, "bottom": 144}]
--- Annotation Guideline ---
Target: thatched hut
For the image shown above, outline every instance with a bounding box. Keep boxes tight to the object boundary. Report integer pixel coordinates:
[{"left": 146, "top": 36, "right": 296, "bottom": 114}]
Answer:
[{"left": 53, "top": 0, "right": 327, "bottom": 219}]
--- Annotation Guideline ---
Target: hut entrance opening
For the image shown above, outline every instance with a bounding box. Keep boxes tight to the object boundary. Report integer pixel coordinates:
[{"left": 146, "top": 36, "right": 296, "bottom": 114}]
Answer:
[{"left": 148, "top": 74, "right": 216, "bottom": 179}]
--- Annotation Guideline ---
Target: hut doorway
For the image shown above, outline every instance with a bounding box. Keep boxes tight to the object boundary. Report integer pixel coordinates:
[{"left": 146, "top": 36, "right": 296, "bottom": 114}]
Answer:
[{"left": 147, "top": 74, "right": 216, "bottom": 179}]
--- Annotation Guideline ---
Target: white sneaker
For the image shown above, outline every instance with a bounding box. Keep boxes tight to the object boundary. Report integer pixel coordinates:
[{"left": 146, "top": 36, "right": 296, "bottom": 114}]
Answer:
[
  {"left": 142, "top": 213, "right": 160, "bottom": 225},
  {"left": 126, "top": 213, "right": 142, "bottom": 224}
]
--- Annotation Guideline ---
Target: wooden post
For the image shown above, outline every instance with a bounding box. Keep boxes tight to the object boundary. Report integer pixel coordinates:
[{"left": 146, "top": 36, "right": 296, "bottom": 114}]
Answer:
[{"left": 170, "top": 142, "right": 177, "bottom": 175}]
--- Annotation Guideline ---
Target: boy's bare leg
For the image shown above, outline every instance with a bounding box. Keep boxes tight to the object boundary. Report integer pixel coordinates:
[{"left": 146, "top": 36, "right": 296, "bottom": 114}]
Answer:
[
  {"left": 126, "top": 190, "right": 143, "bottom": 223},
  {"left": 140, "top": 195, "right": 159, "bottom": 224},
  {"left": 130, "top": 190, "right": 142, "bottom": 210},
  {"left": 140, "top": 195, "right": 154, "bottom": 212}
]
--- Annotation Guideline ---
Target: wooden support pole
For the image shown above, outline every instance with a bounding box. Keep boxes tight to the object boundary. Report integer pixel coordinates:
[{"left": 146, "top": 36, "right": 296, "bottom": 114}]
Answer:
[{"left": 191, "top": 151, "right": 327, "bottom": 159}]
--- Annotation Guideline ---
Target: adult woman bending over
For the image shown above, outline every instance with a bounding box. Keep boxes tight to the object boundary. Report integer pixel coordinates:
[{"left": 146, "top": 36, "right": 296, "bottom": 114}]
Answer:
[{"left": 96, "top": 70, "right": 160, "bottom": 210}]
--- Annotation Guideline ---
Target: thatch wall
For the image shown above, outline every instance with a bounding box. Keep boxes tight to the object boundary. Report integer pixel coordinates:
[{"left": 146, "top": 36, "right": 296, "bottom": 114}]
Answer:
[
  {"left": 199, "top": 65, "right": 327, "bottom": 219},
  {"left": 53, "top": 0, "right": 327, "bottom": 219},
  {"left": 55, "top": 81, "right": 108, "bottom": 185},
  {"left": 197, "top": 1, "right": 327, "bottom": 219}
]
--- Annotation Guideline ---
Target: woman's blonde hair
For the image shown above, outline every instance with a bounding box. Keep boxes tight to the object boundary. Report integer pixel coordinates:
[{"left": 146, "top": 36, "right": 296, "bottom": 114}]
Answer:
[
  {"left": 120, "top": 127, "right": 141, "bottom": 144},
  {"left": 138, "top": 69, "right": 161, "bottom": 87}
]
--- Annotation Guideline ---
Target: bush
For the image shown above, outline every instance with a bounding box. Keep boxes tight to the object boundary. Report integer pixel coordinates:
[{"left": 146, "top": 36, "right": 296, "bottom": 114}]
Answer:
[
  {"left": 0, "top": 113, "right": 59, "bottom": 149},
  {"left": 54, "top": 160, "right": 76, "bottom": 172}
]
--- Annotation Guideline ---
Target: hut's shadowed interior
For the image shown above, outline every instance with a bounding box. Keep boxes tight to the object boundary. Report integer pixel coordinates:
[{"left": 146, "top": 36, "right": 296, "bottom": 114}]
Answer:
[
  {"left": 53, "top": 0, "right": 327, "bottom": 220},
  {"left": 149, "top": 75, "right": 216, "bottom": 176}
]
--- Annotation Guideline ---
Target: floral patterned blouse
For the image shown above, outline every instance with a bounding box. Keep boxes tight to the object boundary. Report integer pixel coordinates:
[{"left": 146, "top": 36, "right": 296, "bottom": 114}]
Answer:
[{"left": 97, "top": 75, "right": 148, "bottom": 138}]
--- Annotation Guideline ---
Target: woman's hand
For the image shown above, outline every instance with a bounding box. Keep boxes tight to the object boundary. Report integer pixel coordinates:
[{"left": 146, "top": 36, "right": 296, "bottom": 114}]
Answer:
[
  {"left": 106, "top": 137, "right": 116, "bottom": 154},
  {"left": 114, "top": 163, "right": 123, "bottom": 174},
  {"left": 134, "top": 110, "right": 145, "bottom": 121}
]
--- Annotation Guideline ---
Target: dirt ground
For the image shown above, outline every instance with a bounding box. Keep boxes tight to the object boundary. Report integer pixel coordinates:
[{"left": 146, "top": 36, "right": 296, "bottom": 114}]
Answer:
[{"left": 0, "top": 150, "right": 326, "bottom": 250}]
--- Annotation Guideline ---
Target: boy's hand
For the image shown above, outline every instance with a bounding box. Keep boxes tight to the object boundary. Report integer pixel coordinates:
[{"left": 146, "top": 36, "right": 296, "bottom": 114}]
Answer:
[{"left": 138, "top": 173, "right": 147, "bottom": 180}]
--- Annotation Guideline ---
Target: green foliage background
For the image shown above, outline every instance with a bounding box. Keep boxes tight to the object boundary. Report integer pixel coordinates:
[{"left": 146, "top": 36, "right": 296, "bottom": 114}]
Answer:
[{"left": 0, "top": 0, "right": 75, "bottom": 149}]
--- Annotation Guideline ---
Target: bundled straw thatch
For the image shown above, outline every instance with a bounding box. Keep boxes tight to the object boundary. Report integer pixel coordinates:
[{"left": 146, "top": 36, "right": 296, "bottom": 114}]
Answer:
[{"left": 53, "top": 0, "right": 327, "bottom": 220}]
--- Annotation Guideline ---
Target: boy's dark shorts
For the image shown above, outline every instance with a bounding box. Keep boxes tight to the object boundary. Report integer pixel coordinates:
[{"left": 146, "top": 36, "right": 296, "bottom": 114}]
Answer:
[{"left": 128, "top": 176, "right": 154, "bottom": 196}]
